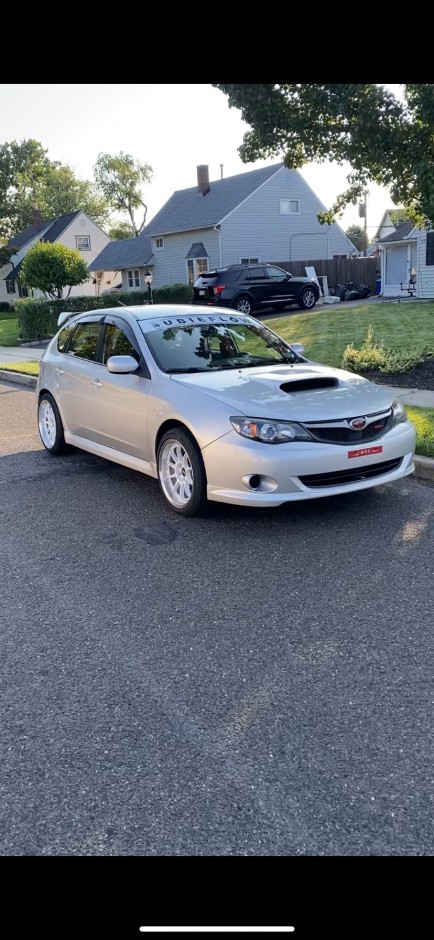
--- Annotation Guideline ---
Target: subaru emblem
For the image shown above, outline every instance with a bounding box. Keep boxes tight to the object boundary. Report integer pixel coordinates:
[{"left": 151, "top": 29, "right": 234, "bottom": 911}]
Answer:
[{"left": 349, "top": 417, "right": 367, "bottom": 430}]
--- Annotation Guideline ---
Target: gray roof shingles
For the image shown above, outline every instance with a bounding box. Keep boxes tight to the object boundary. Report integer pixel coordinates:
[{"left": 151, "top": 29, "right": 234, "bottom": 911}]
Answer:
[
  {"left": 89, "top": 235, "right": 153, "bottom": 272},
  {"left": 7, "top": 220, "right": 51, "bottom": 250},
  {"left": 144, "top": 163, "right": 283, "bottom": 236},
  {"left": 378, "top": 221, "right": 415, "bottom": 243},
  {"left": 185, "top": 242, "right": 208, "bottom": 259}
]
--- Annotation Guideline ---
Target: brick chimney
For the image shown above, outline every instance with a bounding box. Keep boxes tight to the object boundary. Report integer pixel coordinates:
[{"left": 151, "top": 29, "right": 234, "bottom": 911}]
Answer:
[
  {"left": 32, "top": 209, "right": 45, "bottom": 229},
  {"left": 197, "top": 165, "right": 210, "bottom": 197}
]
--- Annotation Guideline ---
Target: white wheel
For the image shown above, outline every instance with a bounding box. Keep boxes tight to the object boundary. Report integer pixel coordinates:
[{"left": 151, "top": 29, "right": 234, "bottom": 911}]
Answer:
[
  {"left": 157, "top": 428, "right": 206, "bottom": 515},
  {"left": 38, "top": 393, "right": 67, "bottom": 455}
]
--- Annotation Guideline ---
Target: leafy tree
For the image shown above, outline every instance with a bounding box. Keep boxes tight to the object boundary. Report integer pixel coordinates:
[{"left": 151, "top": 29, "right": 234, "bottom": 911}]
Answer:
[
  {"left": 107, "top": 220, "right": 134, "bottom": 241},
  {"left": 346, "top": 225, "right": 368, "bottom": 253},
  {"left": 0, "top": 139, "right": 110, "bottom": 239},
  {"left": 0, "top": 241, "right": 18, "bottom": 268},
  {"left": 39, "top": 165, "right": 110, "bottom": 229},
  {"left": 21, "top": 241, "right": 89, "bottom": 299},
  {"left": 94, "top": 152, "right": 153, "bottom": 236},
  {"left": 212, "top": 84, "right": 434, "bottom": 226},
  {"left": 389, "top": 207, "right": 410, "bottom": 225}
]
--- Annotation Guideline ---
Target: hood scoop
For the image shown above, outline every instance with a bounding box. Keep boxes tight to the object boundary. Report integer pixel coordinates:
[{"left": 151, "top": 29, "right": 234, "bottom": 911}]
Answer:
[{"left": 280, "top": 376, "right": 339, "bottom": 394}]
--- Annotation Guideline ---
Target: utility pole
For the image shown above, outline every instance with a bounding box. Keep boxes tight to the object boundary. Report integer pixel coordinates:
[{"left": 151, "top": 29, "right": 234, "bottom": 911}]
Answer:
[
  {"left": 363, "top": 190, "right": 368, "bottom": 256},
  {"left": 358, "top": 191, "right": 368, "bottom": 255}
]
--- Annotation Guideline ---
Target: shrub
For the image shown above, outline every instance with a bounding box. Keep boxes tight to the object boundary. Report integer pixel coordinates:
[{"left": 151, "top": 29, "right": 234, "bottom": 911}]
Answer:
[
  {"left": 342, "top": 325, "right": 426, "bottom": 374},
  {"left": 16, "top": 284, "right": 194, "bottom": 341},
  {"left": 0, "top": 301, "right": 11, "bottom": 312}
]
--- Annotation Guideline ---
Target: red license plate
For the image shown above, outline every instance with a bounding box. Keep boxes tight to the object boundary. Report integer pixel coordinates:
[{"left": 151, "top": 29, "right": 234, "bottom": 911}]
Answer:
[{"left": 348, "top": 446, "right": 383, "bottom": 459}]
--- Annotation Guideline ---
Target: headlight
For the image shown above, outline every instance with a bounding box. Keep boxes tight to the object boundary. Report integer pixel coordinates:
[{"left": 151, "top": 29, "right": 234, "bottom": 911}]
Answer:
[
  {"left": 230, "top": 416, "right": 312, "bottom": 444},
  {"left": 392, "top": 399, "right": 407, "bottom": 425}
]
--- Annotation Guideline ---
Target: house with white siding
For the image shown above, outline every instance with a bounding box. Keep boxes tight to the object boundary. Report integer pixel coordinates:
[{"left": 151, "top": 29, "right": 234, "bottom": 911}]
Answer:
[
  {"left": 0, "top": 210, "right": 120, "bottom": 304},
  {"left": 378, "top": 224, "right": 434, "bottom": 299},
  {"left": 89, "top": 163, "right": 356, "bottom": 291}
]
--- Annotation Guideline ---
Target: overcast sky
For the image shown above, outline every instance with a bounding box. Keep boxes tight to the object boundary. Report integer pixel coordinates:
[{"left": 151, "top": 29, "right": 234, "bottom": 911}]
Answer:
[{"left": 0, "top": 84, "right": 402, "bottom": 236}]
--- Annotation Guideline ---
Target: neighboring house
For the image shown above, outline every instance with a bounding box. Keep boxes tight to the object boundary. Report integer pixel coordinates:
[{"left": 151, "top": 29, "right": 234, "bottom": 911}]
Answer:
[
  {"left": 0, "top": 210, "right": 121, "bottom": 304},
  {"left": 377, "top": 223, "right": 434, "bottom": 298},
  {"left": 373, "top": 209, "right": 399, "bottom": 242},
  {"left": 89, "top": 163, "right": 356, "bottom": 291}
]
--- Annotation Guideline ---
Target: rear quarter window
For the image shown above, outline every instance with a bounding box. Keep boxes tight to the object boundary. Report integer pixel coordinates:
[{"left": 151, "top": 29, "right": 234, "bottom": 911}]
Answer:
[{"left": 57, "top": 322, "right": 75, "bottom": 353}]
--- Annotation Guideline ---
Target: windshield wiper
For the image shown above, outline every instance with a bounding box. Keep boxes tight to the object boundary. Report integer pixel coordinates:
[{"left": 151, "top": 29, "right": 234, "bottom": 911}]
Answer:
[{"left": 166, "top": 367, "right": 208, "bottom": 374}]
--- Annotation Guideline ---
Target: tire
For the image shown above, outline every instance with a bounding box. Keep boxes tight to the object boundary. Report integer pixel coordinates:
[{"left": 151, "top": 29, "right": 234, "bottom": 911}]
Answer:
[
  {"left": 38, "top": 392, "right": 68, "bottom": 456},
  {"left": 157, "top": 428, "right": 207, "bottom": 516},
  {"left": 298, "top": 287, "right": 318, "bottom": 310},
  {"left": 233, "top": 294, "right": 254, "bottom": 316}
]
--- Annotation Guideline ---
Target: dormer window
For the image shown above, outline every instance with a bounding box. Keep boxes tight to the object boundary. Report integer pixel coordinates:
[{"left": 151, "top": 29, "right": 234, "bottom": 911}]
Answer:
[{"left": 155, "top": 237, "right": 164, "bottom": 250}]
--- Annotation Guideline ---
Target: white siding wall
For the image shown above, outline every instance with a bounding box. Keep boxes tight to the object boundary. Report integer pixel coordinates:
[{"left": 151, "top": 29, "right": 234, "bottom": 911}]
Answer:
[
  {"left": 219, "top": 166, "right": 353, "bottom": 264},
  {"left": 147, "top": 228, "right": 221, "bottom": 288},
  {"left": 59, "top": 212, "right": 121, "bottom": 297},
  {"left": 416, "top": 230, "right": 434, "bottom": 298}
]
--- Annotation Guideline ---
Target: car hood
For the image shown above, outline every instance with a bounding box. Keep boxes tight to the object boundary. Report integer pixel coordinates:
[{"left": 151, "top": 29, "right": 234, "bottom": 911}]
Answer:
[{"left": 171, "top": 363, "right": 395, "bottom": 421}]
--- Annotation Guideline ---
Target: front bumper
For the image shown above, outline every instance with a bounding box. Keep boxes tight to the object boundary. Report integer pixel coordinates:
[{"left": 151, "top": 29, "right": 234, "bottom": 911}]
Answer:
[{"left": 202, "top": 421, "right": 416, "bottom": 506}]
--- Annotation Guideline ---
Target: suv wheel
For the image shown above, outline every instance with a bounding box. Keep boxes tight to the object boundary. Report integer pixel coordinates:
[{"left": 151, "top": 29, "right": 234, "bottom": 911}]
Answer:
[
  {"left": 233, "top": 294, "right": 254, "bottom": 315},
  {"left": 298, "top": 287, "right": 317, "bottom": 310}
]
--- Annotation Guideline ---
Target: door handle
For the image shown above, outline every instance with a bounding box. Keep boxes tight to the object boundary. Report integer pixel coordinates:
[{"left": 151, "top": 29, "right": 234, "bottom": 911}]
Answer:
[
  {"left": 91, "top": 379, "right": 103, "bottom": 388},
  {"left": 55, "top": 367, "right": 64, "bottom": 375}
]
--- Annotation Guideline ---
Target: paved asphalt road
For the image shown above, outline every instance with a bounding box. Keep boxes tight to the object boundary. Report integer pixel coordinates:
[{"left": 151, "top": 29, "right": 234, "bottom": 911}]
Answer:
[{"left": 1, "top": 381, "right": 433, "bottom": 857}]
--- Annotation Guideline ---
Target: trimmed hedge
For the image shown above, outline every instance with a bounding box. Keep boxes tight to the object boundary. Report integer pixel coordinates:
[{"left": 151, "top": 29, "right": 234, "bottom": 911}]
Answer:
[
  {"left": 16, "top": 284, "right": 194, "bottom": 341},
  {"left": 0, "top": 301, "right": 12, "bottom": 312}
]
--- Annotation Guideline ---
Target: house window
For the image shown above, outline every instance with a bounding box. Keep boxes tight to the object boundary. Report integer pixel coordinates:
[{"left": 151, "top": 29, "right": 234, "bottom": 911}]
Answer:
[
  {"left": 155, "top": 237, "right": 164, "bottom": 250},
  {"left": 127, "top": 269, "right": 141, "bottom": 288},
  {"left": 280, "top": 199, "right": 300, "bottom": 214},
  {"left": 240, "top": 257, "right": 260, "bottom": 264},
  {"left": 187, "top": 258, "right": 208, "bottom": 285},
  {"left": 426, "top": 231, "right": 434, "bottom": 266},
  {"left": 6, "top": 280, "right": 16, "bottom": 294},
  {"left": 76, "top": 236, "right": 91, "bottom": 250}
]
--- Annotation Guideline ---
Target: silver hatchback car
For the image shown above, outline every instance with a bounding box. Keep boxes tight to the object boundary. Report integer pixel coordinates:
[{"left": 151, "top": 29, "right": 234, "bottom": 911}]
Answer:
[{"left": 36, "top": 304, "right": 416, "bottom": 515}]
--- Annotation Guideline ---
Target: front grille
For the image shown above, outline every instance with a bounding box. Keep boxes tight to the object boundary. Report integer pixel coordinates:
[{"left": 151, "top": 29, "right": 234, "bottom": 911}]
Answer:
[
  {"left": 299, "top": 458, "right": 402, "bottom": 488},
  {"left": 305, "top": 412, "right": 393, "bottom": 445}
]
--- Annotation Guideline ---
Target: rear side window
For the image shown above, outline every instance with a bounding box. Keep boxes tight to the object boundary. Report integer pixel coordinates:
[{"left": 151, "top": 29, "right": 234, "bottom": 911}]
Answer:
[
  {"left": 57, "top": 322, "right": 75, "bottom": 353},
  {"left": 244, "top": 266, "right": 267, "bottom": 279},
  {"left": 68, "top": 323, "right": 101, "bottom": 361}
]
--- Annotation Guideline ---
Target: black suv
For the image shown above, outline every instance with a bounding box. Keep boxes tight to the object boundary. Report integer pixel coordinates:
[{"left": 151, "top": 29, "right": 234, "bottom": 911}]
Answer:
[{"left": 192, "top": 263, "right": 320, "bottom": 316}]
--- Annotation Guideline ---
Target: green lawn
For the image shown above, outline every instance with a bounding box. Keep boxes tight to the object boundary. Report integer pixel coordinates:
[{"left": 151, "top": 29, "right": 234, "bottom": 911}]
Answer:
[
  {"left": 0, "top": 360, "right": 40, "bottom": 376},
  {"left": 407, "top": 406, "right": 434, "bottom": 458},
  {"left": 0, "top": 312, "right": 20, "bottom": 346},
  {"left": 264, "top": 301, "right": 434, "bottom": 367}
]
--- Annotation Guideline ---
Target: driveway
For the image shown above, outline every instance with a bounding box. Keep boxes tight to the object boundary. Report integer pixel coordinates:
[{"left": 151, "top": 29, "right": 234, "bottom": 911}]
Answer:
[{"left": 1, "top": 382, "right": 433, "bottom": 858}]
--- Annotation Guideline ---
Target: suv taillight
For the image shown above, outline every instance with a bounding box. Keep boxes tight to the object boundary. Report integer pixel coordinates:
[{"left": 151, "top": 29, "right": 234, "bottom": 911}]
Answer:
[{"left": 214, "top": 285, "right": 226, "bottom": 295}]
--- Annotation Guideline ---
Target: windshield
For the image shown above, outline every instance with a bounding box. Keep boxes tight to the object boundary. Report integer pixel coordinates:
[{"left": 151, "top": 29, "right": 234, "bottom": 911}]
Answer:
[{"left": 141, "top": 321, "right": 301, "bottom": 373}]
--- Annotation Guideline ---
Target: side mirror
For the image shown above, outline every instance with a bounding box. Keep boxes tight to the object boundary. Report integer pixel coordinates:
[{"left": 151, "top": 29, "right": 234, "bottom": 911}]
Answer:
[
  {"left": 291, "top": 343, "right": 305, "bottom": 357},
  {"left": 107, "top": 355, "right": 139, "bottom": 374}
]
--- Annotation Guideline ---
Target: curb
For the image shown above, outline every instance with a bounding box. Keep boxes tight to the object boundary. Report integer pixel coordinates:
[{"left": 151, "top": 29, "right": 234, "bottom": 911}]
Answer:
[
  {"left": 1, "top": 370, "right": 433, "bottom": 482},
  {"left": 0, "top": 369, "right": 37, "bottom": 388},
  {"left": 414, "top": 456, "right": 434, "bottom": 484}
]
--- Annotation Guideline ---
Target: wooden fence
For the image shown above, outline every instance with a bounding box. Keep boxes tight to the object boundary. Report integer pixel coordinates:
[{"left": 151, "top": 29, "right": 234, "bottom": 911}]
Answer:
[{"left": 270, "top": 257, "right": 378, "bottom": 292}]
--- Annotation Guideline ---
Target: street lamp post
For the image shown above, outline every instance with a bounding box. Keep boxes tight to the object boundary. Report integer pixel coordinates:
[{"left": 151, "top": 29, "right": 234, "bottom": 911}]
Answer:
[{"left": 145, "top": 270, "right": 153, "bottom": 304}]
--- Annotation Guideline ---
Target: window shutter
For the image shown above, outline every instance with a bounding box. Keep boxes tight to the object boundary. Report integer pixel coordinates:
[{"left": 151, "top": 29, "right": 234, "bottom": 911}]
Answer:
[{"left": 426, "top": 231, "right": 434, "bottom": 266}]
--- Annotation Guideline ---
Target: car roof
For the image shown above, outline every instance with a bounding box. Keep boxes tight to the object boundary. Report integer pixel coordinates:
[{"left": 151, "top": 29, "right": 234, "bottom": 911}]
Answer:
[{"left": 58, "top": 304, "right": 252, "bottom": 326}]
